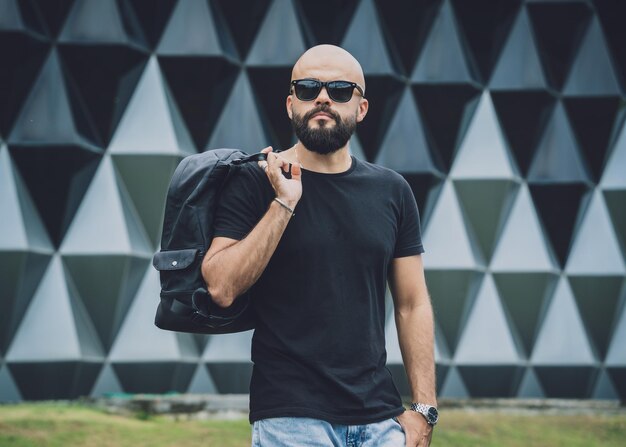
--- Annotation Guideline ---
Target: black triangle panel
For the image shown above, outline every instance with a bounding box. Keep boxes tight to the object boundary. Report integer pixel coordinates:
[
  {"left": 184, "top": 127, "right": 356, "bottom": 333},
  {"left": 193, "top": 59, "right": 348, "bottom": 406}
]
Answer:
[
  {"left": 491, "top": 90, "right": 557, "bottom": 177},
  {"left": 113, "top": 362, "right": 196, "bottom": 394},
  {"left": 158, "top": 57, "right": 239, "bottom": 150},
  {"left": 126, "top": 0, "right": 177, "bottom": 49},
  {"left": 563, "top": 97, "right": 625, "bottom": 182},
  {"left": 526, "top": 1, "right": 593, "bottom": 90},
  {"left": 30, "top": 0, "right": 75, "bottom": 38},
  {"left": 373, "top": 0, "right": 441, "bottom": 75},
  {"left": 295, "top": 0, "right": 359, "bottom": 46},
  {"left": 58, "top": 45, "right": 148, "bottom": 146},
  {"left": 354, "top": 75, "right": 404, "bottom": 162},
  {"left": 593, "top": 0, "right": 626, "bottom": 90},
  {"left": 214, "top": 0, "right": 271, "bottom": 60},
  {"left": 8, "top": 145, "right": 101, "bottom": 247},
  {"left": 603, "top": 190, "right": 626, "bottom": 262},
  {"left": 8, "top": 361, "right": 102, "bottom": 400},
  {"left": 6, "top": 0, "right": 48, "bottom": 38},
  {"left": 529, "top": 183, "right": 592, "bottom": 268},
  {"left": 206, "top": 362, "right": 253, "bottom": 394},
  {"left": 606, "top": 367, "right": 626, "bottom": 402},
  {"left": 457, "top": 366, "right": 524, "bottom": 398},
  {"left": 411, "top": 83, "right": 482, "bottom": 172},
  {"left": 533, "top": 366, "right": 598, "bottom": 399},
  {"left": 247, "top": 67, "right": 295, "bottom": 151},
  {"left": 0, "top": 31, "right": 48, "bottom": 136},
  {"left": 387, "top": 363, "right": 450, "bottom": 396},
  {"left": 401, "top": 173, "right": 445, "bottom": 229},
  {"left": 450, "top": 0, "right": 521, "bottom": 84}
]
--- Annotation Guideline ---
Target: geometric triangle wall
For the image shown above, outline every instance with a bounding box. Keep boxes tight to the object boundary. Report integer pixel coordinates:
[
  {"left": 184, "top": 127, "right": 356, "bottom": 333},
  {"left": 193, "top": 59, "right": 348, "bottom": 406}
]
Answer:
[{"left": 1, "top": 0, "right": 625, "bottom": 401}]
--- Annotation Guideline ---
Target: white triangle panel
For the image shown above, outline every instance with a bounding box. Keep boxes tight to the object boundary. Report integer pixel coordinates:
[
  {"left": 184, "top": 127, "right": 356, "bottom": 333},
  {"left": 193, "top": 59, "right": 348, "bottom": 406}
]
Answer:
[
  {"left": 202, "top": 331, "right": 253, "bottom": 362},
  {"left": 601, "top": 120, "right": 626, "bottom": 189}
]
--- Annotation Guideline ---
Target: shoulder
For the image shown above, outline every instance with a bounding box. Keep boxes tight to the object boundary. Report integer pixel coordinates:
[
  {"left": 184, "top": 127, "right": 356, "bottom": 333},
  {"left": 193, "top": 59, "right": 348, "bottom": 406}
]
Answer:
[{"left": 354, "top": 158, "right": 410, "bottom": 189}]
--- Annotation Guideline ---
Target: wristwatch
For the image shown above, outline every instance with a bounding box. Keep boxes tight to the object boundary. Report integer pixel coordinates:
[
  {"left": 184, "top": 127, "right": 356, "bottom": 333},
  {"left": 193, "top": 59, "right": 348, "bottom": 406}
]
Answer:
[{"left": 410, "top": 402, "right": 439, "bottom": 426}]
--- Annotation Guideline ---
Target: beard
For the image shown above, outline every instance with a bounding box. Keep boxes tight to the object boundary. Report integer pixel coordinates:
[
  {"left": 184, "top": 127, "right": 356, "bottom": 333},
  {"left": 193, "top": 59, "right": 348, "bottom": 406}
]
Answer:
[{"left": 291, "top": 105, "right": 357, "bottom": 155}]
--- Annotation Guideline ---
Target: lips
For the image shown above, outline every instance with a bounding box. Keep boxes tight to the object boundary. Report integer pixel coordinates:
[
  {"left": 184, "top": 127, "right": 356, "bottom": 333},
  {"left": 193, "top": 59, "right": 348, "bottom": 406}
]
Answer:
[{"left": 312, "top": 112, "right": 332, "bottom": 119}]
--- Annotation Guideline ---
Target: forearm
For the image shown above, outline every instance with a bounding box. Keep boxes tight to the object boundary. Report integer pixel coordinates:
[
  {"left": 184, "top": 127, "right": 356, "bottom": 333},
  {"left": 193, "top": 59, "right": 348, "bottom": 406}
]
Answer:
[
  {"left": 396, "top": 297, "right": 437, "bottom": 405},
  {"left": 202, "top": 200, "right": 293, "bottom": 307}
]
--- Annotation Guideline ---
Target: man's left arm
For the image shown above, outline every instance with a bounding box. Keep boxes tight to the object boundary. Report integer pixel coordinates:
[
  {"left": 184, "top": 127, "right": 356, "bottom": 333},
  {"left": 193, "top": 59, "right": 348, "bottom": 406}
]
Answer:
[{"left": 389, "top": 254, "right": 437, "bottom": 447}]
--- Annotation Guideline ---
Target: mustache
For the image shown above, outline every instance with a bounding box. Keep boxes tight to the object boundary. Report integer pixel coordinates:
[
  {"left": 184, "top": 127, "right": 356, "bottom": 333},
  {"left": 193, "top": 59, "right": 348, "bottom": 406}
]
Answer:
[{"left": 302, "top": 105, "right": 341, "bottom": 124}]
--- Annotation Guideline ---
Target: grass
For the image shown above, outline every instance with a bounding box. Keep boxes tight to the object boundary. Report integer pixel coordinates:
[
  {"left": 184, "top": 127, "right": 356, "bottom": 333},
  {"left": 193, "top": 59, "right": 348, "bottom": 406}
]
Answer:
[{"left": 0, "top": 403, "right": 625, "bottom": 446}]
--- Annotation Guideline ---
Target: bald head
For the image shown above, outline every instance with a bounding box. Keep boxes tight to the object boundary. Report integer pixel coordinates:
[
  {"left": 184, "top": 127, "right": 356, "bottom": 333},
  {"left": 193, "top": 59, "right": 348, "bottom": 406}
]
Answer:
[{"left": 292, "top": 45, "right": 365, "bottom": 93}]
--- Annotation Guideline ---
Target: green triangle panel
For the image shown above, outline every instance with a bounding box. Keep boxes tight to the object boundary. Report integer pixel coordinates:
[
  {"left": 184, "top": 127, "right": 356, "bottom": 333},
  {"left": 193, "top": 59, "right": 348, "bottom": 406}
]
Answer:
[
  {"left": 526, "top": 1, "right": 593, "bottom": 90},
  {"left": 412, "top": 84, "right": 481, "bottom": 172},
  {"left": 490, "top": 90, "right": 556, "bottom": 176},
  {"left": 517, "top": 368, "right": 544, "bottom": 398},
  {"left": 59, "top": 156, "right": 152, "bottom": 255},
  {"left": 454, "top": 179, "right": 519, "bottom": 262},
  {"left": 568, "top": 276, "right": 625, "bottom": 360},
  {"left": 373, "top": 0, "right": 439, "bottom": 75},
  {"left": 112, "top": 362, "right": 196, "bottom": 394},
  {"left": 531, "top": 278, "right": 597, "bottom": 365},
  {"left": 0, "top": 28, "right": 48, "bottom": 136},
  {"left": 457, "top": 366, "right": 524, "bottom": 398},
  {"left": 58, "top": 0, "right": 146, "bottom": 48},
  {"left": 592, "top": 368, "right": 619, "bottom": 400},
  {"left": 438, "top": 366, "right": 469, "bottom": 398},
  {"left": 248, "top": 67, "right": 297, "bottom": 151},
  {"left": 411, "top": 0, "right": 476, "bottom": 83},
  {"left": 7, "top": 361, "right": 102, "bottom": 400},
  {"left": 533, "top": 366, "right": 597, "bottom": 399},
  {"left": 564, "top": 97, "right": 624, "bottom": 183},
  {"left": 375, "top": 87, "right": 439, "bottom": 174},
  {"left": 354, "top": 75, "right": 404, "bottom": 162},
  {"left": 108, "top": 57, "right": 196, "bottom": 155},
  {"left": 57, "top": 45, "right": 148, "bottom": 146},
  {"left": 450, "top": 91, "right": 519, "bottom": 179},
  {"left": 188, "top": 363, "right": 218, "bottom": 394},
  {"left": 425, "top": 269, "right": 483, "bottom": 354},
  {"left": 8, "top": 146, "right": 101, "bottom": 247},
  {"left": 6, "top": 256, "right": 104, "bottom": 362},
  {"left": 62, "top": 255, "right": 149, "bottom": 350},
  {"left": 158, "top": 56, "right": 239, "bottom": 150},
  {"left": 8, "top": 49, "right": 101, "bottom": 148},
  {"left": 156, "top": 0, "right": 226, "bottom": 56},
  {"left": 603, "top": 190, "right": 626, "bottom": 263},
  {"left": 563, "top": 17, "right": 621, "bottom": 96},
  {"left": 112, "top": 154, "right": 182, "bottom": 248},
  {"left": 206, "top": 363, "right": 253, "bottom": 394},
  {"left": 529, "top": 183, "right": 592, "bottom": 267},
  {"left": 454, "top": 275, "right": 522, "bottom": 364},
  {"left": 566, "top": 190, "right": 625, "bottom": 275},
  {"left": 125, "top": 0, "right": 177, "bottom": 49},
  {"left": 0, "top": 252, "right": 50, "bottom": 354},
  {"left": 90, "top": 363, "right": 123, "bottom": 397},
  {"left": 0, "top": 147, "right": 52, "bottom": 251},
  {"left": 0, "top": 364, "right": 22, "bottom": 402},
  {"left": 450, "top": 0, "right": 521, "bottom": 84},
  {"left": 246, "top": 0, "right": 306, "bottom": 66},
  {"left": 528, "top": 103, "right": 591, "bottom": 183},
  {"left": 489, "top": 7, "right": 547, "bottom": 90},
  {"left": 207, "top": 71, "right": 270, "bottom": 152},
  {"left": 341, "top": 0, "right": 395, "bottom": 75},
  {"left": 108, "top": 266, "right": 198, "bottom": 362},
  {"left": 202, "top": 331, "right": 253, "bottom": 362},
  {"left": 493, "top": 272, "right": 558, "bottom": 358},
  {"left": 214, "top": 0, "right": 271, "bottom": 59}
]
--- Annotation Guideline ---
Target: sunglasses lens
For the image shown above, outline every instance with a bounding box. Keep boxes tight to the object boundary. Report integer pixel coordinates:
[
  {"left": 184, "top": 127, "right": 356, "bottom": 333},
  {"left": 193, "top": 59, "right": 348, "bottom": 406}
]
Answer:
[
  {"left": 328, "top": 81, "right": 355, "bottom": 102},
  {"left": 294, "top": 80, "right": 321, "bottom": 101}
]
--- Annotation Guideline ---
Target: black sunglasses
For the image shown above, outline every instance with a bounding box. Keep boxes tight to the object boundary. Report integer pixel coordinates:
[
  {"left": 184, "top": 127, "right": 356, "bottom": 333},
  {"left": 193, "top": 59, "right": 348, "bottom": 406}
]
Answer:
[{"left": 290, "top": 79, "right": 365, "bottom": 103}]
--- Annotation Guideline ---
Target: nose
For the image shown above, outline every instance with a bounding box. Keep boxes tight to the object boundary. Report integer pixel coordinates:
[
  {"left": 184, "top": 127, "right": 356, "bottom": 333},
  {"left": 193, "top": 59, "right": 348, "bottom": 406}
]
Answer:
[{"left": 315, "top": 86, "right": 332, "bottom": 105}]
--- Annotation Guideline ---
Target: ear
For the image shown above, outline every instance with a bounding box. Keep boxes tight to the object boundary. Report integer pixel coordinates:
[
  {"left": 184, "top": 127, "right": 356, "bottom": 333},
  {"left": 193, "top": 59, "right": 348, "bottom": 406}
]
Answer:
[
  {"left": 356, "top": 98, "right": 369, "bottom": 123},
  {"left": 286, "top": 95, "right": 293, "bottom": 120}
]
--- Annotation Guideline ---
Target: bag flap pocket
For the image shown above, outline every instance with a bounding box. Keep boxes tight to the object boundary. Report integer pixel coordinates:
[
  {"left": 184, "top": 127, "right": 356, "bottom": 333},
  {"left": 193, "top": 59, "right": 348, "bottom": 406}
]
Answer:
[{"left": 153, "top": 249, "right": 199, "bottom": 271}]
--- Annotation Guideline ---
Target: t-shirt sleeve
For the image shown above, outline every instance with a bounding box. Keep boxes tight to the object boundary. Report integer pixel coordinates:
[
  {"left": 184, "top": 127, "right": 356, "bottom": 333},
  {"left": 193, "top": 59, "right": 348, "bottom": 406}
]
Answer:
[
  {"left": 213, "top": 166, "right": 269, "bottom": 241},
  {"left": 394, "top": 178, "right": 425, "bottom": 258}
]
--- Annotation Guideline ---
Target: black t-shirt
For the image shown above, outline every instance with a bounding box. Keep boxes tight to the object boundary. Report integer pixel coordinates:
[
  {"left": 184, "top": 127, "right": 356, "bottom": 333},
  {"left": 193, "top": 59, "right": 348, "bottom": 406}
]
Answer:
[{"left": 214, "top": 156, "right": 424, "bottom": 425}]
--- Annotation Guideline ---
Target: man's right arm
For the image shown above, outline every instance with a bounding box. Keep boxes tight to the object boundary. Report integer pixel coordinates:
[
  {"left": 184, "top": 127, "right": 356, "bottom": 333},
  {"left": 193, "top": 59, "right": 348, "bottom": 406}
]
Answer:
[{"left": 201, "top": 148, "right": 302, "bottom": 308}]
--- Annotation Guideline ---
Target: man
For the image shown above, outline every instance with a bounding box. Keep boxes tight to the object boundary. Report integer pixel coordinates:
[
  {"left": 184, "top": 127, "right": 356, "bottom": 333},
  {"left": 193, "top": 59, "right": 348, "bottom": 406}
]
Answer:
[{"left": 202, "top": 45, "right": 437, "bottom": 447}]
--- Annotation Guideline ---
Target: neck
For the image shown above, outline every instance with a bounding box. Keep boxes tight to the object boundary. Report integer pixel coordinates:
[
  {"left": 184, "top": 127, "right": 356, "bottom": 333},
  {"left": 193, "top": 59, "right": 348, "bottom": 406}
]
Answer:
[{"left": 294, "top": 142, "right": 352, "bottom": 174}]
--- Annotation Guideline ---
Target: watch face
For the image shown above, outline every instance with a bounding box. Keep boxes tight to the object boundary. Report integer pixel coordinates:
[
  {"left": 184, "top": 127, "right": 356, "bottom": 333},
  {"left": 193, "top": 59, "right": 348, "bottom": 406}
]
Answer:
[{"left": 427, "top": 407, "right": 439, "bottom": 424}]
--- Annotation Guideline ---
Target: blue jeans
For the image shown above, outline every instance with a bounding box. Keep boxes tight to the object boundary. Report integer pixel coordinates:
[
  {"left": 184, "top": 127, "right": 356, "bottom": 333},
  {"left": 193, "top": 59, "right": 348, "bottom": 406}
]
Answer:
[{"left": 251, "top": 416, "right": 405, "bottom": 446}]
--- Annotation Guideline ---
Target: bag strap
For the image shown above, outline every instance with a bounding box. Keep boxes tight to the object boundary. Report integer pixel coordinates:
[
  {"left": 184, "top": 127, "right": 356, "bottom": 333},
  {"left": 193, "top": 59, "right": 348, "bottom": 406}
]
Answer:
[{"left": 231, "top": 152, "right": 267, "bottom": 165}]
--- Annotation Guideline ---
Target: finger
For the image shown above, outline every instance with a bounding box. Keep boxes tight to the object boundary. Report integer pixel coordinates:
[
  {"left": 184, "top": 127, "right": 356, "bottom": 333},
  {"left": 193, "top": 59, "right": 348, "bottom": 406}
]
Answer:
[
  {"left": 260, "top": 146, "right": 273, "bottom": 154},
  {"left": 290, "top": 163, "right": 302, "bottom": 181}
]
